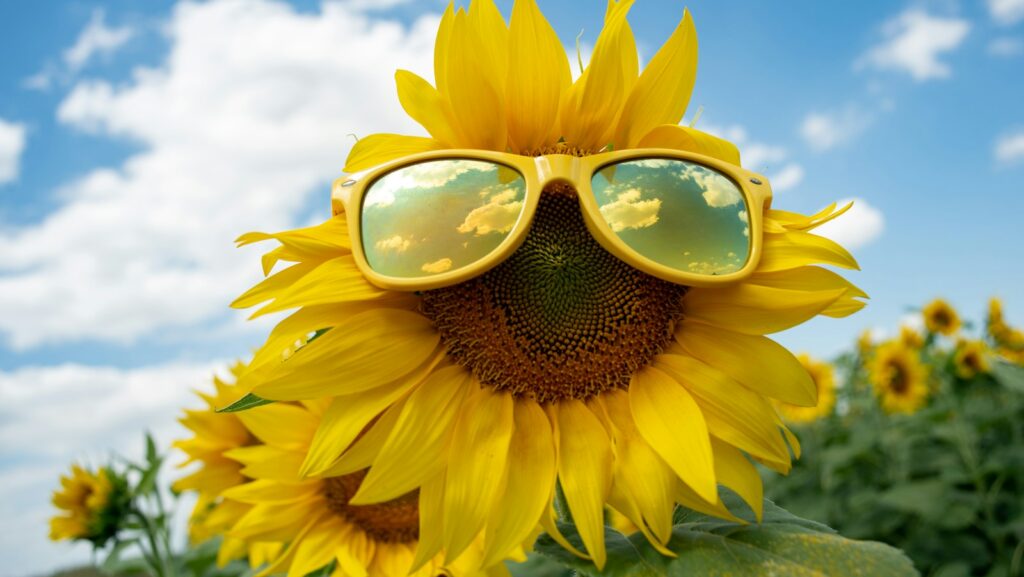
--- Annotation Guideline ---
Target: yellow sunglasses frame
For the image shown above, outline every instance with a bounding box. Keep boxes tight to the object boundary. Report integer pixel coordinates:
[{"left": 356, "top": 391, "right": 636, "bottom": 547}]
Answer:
[{"left": 331, "top": 148, "right": 773, "bottom": 291}]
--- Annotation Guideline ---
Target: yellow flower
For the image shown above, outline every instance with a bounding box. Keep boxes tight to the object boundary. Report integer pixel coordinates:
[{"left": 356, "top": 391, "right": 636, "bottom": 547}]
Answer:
[
  {"left": 222, "top": 399, "right": 510, "bottom": 577},
  {"left": 776, "top": 354, "right": 836, "bottom": 424},
  {"left": 231, "top": 0, "right": 866, "bottom": 569},
  {"left": 923, "top": 298, "right": 961, "bottom": 336},
  {"left": 898, "top": 325, "right": 924, "bottom": 349},
  {"left": 173, "top": 363, "right": 282, "bottom": 568},
  {"left": 50, "top": 465, "right": 124, "bottom": 545},
  {"left": 954, "top": 340, "right": 991, "bottom": 379},
  {"left": 870, "top": 341, "right": 929, "bottom": 414},
  {"left": 988, "top": 297, "right": 1024, "bottom": 363},
  {"left": 857, "top": 329, "right": 874, "bottom": 358}
]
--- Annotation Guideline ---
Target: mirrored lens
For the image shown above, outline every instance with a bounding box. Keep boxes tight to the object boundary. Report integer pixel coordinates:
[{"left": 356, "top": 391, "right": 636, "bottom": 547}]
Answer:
[
  {"left": 591, "top": 158, "right": 751, "bottom": 276},
  {"left": 361, "top": 159, "right": 527, "bottom": 279}
]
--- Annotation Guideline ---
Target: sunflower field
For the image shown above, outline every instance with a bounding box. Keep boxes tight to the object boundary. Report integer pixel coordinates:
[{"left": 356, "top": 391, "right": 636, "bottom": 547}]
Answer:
[{"left": 767, "top": 298, "right": 1024, "bottom": 577}]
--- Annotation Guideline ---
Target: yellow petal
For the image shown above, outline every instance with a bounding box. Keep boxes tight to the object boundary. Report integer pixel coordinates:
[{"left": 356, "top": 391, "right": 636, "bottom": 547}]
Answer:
[
  {"left": 711, "top": 439, "right": 763, "bottom": 521},
  {"left": 748, "top": 265, "right": 867, "bottom": 299},
  {"left": 674, "top": 481, "right": 743, "bottom": 524},
  {"left": 287, "top": 517, "right": 348, "bottom": 577},
  {"left": 654, "top": 353, "right": 791, "bottom": 470},
  {"left": 410, "top": 473, "right": 446, "bottom": 571},
  {"left": 221, "top": 479, "right": 320, "bottom": 504},
  {"left": 224, "top": 445, "right": 305, "bottom": 482},
  {"left": 559, "top": 0, "right": 635, "bottom": 151},
  {"left": 236, "top": 403, "right": 318, "bottom": 451},
  {"left": 768, "top": 201, "right": 853, "bottom": 231},
  {"left": 683, "top": 284, "right": 847, "bottom": 335},
  {"left": 553, "top": 400, "right": 613, "bottom": 569},
  {"left": 320, "top": 394, "right": 405, "bottom": 477},
  {"left": 236, "top": 216, "right": 351, "bottom": 275},
  {"left": 248, "top": 256, "right": 386, "bottom": 318},
  {"left": 629, "top": 367, "right": 717, "bottom": 503},
  {"left": 395, "top": 70, "right": 460, "bottom": 147},
  {"left": 602, "top": 390, "right": 675, "bottom": 546},
  {"left": 343, "top": 133, "right": 444, "bottom": 173},
  {"left": 444, "top": 6, "right": 507, "bottom": 150},
  {"left": 637, "top": 124, "right": 741, "bottom": 166},
  {"left": 301, "top": 348, "right": 442, "bottom": 476},
  {"left": 231, "top": 262, "right": 317, "bottom": 310},
  {"left": 352, "top": 366, "right": 471, "bottom": 504},
  {"left": 675, "top": 322, "right": 816, "bottom": 405},
  {"left": 230, "top": 501, "right": 320, "bottom": 541},
  {"left": 759, "top": 230, "right": 860, "bottom": 273},
  {"left": 506, "top": 0, "right": 571, "bottom": 153},
  {"left": 252, "top": 308, "right": 440, "bottom": 400},
  {"left": 442, "top": 387, "right": 514, "bottom": 561},
  {"left": 482, "top": 400, "right": 556, "bottom": 568},
  {"left": 614, "top": 9, "right": 697, "bottom": 149}
]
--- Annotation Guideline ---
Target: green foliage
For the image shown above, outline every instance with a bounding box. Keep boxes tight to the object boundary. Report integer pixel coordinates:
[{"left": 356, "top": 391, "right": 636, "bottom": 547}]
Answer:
[
  {"left": 215, "top": 392, "right": 273, "bottom": 413},
  {"left": 534, "top": 492, "right": 917, "bottom": 576},
  {"left": 766, "top": 335, "right": 1024, "bottom": 576}
]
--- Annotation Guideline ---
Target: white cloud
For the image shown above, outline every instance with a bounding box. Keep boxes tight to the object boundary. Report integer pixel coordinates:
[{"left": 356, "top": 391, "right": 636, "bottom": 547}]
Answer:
[
  {"left": 421, "top": 257, "right": 453, "bottom": 273},
  {"left": 989, "top": 0, "right": 1024, "bottom": 25},
  {"left": 857, "top": 9, "right": 969, "bottom": 81},
  {"left": 989, "top": 37, "right": 1024, "bottom": 56},
  {"left": 599, "top": 189, "right": 662, "bottom": 232},
  {"left": 800, "top": 107, "right": 872, "bottom": 152},
  {"left": 0, "top": 119, "right": 27, "bottom": 186},
  {"left": 64, "top": 9, "right": 135, "bottom": 71},
  {"left": 813, "top": 197, "right": 885, "bottom": 250},
  {"left": 456, "top": 188, "right": 523, "bottom": 236},
  {"left": 995, "top": 131, "right": 1024, "bottom": 164},
  {"left": 699, "top": 122, "right": 805, "bottom": 192},
  {"left": 0, "top": 360, "right": 225, "bottom": 577},
  {"left": 770, "top": 164, "right": 805, "bottom": 192},
  {"left": 0, "top": 0, "right": 439, "bottom": 349}
]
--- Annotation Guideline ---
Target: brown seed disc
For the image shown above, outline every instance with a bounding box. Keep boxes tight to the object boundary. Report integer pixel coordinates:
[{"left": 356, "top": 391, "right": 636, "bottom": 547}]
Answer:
[
  {"left": 420, "top": 184, "right": 686, "bottom": 403},
  {"left": 322, "top": 470, "right": 419, "bottom": 544}
]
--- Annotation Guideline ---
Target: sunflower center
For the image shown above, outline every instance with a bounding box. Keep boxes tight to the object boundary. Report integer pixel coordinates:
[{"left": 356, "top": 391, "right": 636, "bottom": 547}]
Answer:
[
  {"left": 888, "top": 363, "right": 909, "bottom": 394},
  {"left": 420, "top": 184, "right": 686, "bottom": 403},
  {"left": 322, "top": 470, "right": 419, "bottom": 544}
]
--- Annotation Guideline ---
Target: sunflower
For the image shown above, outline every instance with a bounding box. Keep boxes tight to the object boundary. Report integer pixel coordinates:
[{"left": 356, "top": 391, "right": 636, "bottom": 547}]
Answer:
[
  {"left": 898, "top": 325, "right": 924, "bottom": 349},
  {"left": 987, "top": 297, "right": 1024, "bottom": 364},
  {"left": 954, "top": 339, "right": 991, "bottom": 379},
  {"left": 923, "top": 298, "right": 961, "bottom": 336},
  {"left": 221, "top": 398, "right": 511, "bottom": 577},
  {"left": 230, "top": 0, "right": 866, "bottom": 568},
  {"left": 50, "top": 464, "right": 129, "bottom": 546},
  {"left": 173, "top": 363, "right": 283, "bottom": 568},
  {"left": 775, "top": 354, "right": 836, "bottom": 424},
  {"left": 870, "top": 341, "right": 929, "bottom": 414},
  {"left": 857, "top": 329, "right": 874, "bottom": 358}
]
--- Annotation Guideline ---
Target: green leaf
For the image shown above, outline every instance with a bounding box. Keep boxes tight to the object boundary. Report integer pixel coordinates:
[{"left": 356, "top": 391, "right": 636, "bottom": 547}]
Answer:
[
  {"left": 216, "top": 393, "right": 274, "bottom": 413},
  {"left": 534, "top": 494, "right": 918, "bottom": 577},
  {"left": 145, "top": 432, "right": 158, "bottom": 465},
  {"left": 990, "top": 360, "right": 1024, "bottom": 393}
]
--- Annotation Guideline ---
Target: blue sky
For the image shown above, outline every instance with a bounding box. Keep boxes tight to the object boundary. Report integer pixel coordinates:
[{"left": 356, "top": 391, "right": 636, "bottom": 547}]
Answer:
[{"left": 1, "top": 0, "right": 1023, "bottom": 575}]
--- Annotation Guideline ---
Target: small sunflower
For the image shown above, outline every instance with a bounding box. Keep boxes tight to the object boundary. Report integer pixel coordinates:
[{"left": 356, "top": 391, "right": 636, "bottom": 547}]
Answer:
[
  {"left": 923, "top": 298, "right": 961, "bottom": 336},
  {"left": 775, "top": 354, "right": 836, "bottom": 424},
  {"left": 230, "top": 0, "right": 866, "bottom": 568},
  {"left": 50, "top": 464, "right": 128, "bottom": 546},
  {"left": 898, "top": 325, "right": 924, "bottom": 349},
  {"left": 987, "top": 297, "right": 1024, "bottom": 364},
  {"left": 173, "top": 364, "right": 282, "bottom": 568},
  {"left": 221, "top": 398, "right": 510, "bottom": 577},
  {"left": 857, "top": 329, "right": 874, "bottom": 358},
  {"left": 954, "top": 339, "right": 991, "bottom": 379},
  {"left": 870, "top": 341, "right": 929, "bottom": 414}
]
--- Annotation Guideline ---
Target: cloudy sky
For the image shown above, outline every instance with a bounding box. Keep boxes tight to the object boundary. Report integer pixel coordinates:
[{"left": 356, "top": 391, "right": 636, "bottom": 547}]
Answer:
[{"left": 1, "top": 0, "right": 1023, "bottom": 574}]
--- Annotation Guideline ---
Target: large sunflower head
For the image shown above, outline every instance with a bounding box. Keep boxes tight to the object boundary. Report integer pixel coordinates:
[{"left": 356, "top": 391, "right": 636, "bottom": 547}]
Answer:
[
  {"left": 230, "top": 0, "right": 867, "bottom": 569},
  {"left": 870, "top": 341, "right": 929, "bottom": 414},
  {"left": 173, "top": 363, "right": 283, "bottom": 568},
  {"left": 923, "top": 298, "right": 961, "bottom": 336},
  {"left": 220, "top": 397, "right": 511, "bottom": 577},
  {"left": 50, "top": 464, "right": 129, "bottom": 547},
  {"left": 775, "top": 353, "right": 836, "bottom": 424}
]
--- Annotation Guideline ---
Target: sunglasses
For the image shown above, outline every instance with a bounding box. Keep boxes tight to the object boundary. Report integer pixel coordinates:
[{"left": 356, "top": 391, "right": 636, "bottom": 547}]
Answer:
[{"left": 331, "top": 149, "right": 772, "bottom": 291}]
